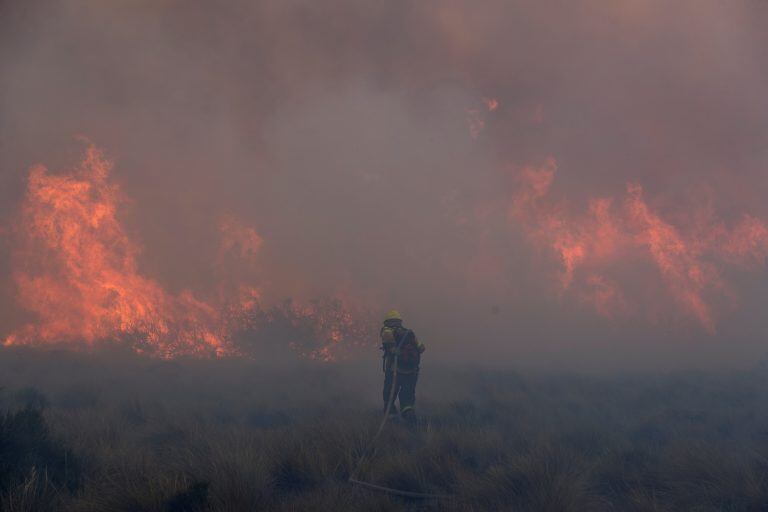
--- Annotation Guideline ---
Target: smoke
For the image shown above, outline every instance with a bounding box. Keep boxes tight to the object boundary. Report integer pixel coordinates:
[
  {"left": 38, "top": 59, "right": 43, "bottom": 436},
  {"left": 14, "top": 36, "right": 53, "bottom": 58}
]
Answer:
[{"left": 1, "top": 0, "right": 767, "bottom": 367}]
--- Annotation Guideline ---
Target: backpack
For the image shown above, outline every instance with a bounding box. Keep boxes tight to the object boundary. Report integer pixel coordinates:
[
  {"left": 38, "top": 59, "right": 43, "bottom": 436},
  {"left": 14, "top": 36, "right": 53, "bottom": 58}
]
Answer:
[{"left": 395, "top": 328, "right": 421, "bottom": 371}]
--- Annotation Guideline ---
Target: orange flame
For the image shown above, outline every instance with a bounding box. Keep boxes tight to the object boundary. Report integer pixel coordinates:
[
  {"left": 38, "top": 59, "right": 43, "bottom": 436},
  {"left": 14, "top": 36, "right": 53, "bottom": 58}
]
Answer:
[
  {"left": 482, "top": 97, "right": 499, "bottom": 112},
  {"left": 624, "top": 183, "right": 721, "bottom": 332},
  {"left": 6, "top": 144, "right": 372, "bottom": 359},
  {"left": 6, "top": 145, "right": 227, "bottom": 356},
  {"left": 511, "top": 158, "right": 768, "bottom": 331}
]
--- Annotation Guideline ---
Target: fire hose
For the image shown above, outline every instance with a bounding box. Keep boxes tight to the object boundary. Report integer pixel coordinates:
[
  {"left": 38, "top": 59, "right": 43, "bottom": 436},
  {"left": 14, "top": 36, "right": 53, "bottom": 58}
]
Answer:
[{"left": 347, "top": 337, "right": 454, "bottom": 501}]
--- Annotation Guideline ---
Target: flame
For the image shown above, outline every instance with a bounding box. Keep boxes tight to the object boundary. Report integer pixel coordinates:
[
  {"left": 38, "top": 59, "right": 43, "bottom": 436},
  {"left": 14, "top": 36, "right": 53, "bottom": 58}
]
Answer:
[
  {"left": 715, "top": 214, "right": 768, "bottom": 267},
  {"left": 6, "top": 144, "right": 372, "bottom": 359},
  {"left": 624, "top": 183, "right": 722, "bottom": 332},
  {"left": 283, "top": 299, "right": 370, "bottom": 362},
  {"left": 511, "top": 158, "right": 768, "bottom": 331},
  {"left": 223, "top": 297, "right": 371, "bottom": 363},
  {"left": 7, "top": 145, "right": 227, "bottom": 356},
  {"left": 482, "top": 97, "right": 499, "bottom": 112}
]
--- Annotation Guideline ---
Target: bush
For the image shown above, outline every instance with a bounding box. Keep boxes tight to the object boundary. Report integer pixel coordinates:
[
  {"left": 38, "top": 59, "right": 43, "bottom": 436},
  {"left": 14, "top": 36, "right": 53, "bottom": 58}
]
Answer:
[{"left": 0, "top": 408, "right": 79, "bottom": 511}]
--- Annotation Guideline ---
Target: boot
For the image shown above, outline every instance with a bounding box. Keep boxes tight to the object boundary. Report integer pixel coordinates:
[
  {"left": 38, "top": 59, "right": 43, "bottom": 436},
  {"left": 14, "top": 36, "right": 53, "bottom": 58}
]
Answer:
[{"left": 401, "top": 407, "right": 416, "bottom": 426}]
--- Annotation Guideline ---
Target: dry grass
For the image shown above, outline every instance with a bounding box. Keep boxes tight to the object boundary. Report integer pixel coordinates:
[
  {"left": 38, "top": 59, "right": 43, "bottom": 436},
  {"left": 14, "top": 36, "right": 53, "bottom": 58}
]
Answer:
[{"left": 2, "top": 348, "right": 768, "bottom": 511}]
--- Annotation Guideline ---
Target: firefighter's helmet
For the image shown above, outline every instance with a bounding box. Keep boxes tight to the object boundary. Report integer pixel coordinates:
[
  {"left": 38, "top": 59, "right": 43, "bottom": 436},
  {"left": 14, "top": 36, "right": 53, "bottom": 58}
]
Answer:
[{"left": 384, "top": 310, "right": 402, "bottom": 322}]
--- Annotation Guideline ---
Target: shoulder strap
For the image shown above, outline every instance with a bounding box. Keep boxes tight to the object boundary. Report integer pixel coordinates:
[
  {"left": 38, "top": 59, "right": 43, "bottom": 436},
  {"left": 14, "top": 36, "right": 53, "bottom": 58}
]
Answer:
[{"left": 395, "top": 328, "right": 412, "bottom": 348}]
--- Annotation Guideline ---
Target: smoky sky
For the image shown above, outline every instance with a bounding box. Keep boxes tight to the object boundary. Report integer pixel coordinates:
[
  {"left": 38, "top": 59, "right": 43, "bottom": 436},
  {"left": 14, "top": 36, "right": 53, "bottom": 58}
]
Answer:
[{"left": 1, "top": 0, "right": 767, "bottom": 368}]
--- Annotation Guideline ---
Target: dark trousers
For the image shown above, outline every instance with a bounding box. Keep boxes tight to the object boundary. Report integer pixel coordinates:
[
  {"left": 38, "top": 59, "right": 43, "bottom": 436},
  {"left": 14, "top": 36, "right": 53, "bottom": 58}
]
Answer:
[{"left": 383, "top": 371, "right": 418, "bottom": 413}]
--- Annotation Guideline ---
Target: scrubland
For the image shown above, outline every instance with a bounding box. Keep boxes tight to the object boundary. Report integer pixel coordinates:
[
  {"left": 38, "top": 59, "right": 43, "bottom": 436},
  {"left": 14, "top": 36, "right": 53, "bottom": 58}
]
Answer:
[{"left": 3, "top": 347, "right": 768, "bottom": 511}]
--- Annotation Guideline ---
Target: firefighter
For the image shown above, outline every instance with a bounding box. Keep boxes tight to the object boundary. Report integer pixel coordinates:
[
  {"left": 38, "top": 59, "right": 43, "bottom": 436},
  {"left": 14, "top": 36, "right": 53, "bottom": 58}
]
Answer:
[{"left": 380, "top": 310, "right": 425, "bottom": 424}]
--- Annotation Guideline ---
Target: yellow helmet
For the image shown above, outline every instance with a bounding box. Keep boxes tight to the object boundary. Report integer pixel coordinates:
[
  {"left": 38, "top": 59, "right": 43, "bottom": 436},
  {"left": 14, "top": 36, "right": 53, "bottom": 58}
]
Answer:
[{"left": 383, "top": 309, "right": 402, "bottom": 322}]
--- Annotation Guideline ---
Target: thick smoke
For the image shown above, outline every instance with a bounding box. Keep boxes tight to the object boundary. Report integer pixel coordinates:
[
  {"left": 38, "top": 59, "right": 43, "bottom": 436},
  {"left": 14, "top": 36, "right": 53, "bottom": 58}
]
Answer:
[{"left": 1, "top": 0, "right": 767, "bottom": 368}]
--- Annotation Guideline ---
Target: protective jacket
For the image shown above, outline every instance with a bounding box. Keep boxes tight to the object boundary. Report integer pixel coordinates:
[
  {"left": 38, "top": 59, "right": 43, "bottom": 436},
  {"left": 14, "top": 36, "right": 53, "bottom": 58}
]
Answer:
[{"left": 381, "top": 321, "right": 425, "bottom": 374}]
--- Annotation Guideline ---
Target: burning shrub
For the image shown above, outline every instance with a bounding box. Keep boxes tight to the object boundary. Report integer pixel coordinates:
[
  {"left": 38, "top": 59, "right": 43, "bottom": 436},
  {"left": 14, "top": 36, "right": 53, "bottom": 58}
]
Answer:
[
  {"left": 5, "top": 144, "right": 374, "bottom": 362},
  {"left": 228, "top": 298, "right": 374, "bottom": 362}
]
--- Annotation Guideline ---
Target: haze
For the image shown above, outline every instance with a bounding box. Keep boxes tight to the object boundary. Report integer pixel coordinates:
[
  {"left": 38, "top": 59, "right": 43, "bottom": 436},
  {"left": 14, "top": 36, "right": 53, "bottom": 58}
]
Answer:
[{"left": 1, "top": 0, "right": 767, "bottom": 369}]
